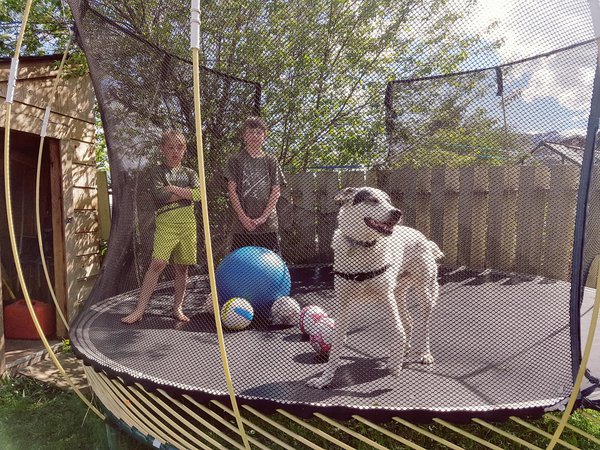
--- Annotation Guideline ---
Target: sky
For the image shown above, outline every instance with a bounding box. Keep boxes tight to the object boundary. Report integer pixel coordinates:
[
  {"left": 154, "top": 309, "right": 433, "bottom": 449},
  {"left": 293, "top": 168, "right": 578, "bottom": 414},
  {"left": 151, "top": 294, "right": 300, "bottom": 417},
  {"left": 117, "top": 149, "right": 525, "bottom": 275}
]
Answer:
[
  {"left": 460, "top": 0, "right": 597, "bottom": 136},
  {"left": 466, "top": 0, "right": 594, "bottom": 61}
]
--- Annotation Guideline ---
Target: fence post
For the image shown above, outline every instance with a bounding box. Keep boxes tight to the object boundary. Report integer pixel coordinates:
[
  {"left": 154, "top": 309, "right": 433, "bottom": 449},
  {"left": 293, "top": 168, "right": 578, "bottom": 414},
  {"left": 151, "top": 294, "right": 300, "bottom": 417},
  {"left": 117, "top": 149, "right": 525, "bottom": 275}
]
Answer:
[
  {"left": 515, "top": 166, "right": 550, "bottom": 276},
  {"left": 288, "top": 173, "right": 317, "bottom": 263},
  {"left": 277, "top": 173, "right": 294, "bottom": 262},
  {"left": 340, "top": 170, "right": 365, "bottom": 188},
  {"left": 471, "top": 166, "right": 490, "bottom": 269},
  {"left": 456, "top": 167, "right": 489, "bottom": 268},
  {"left": 486, "top": 166, "right": 519, "bottom": 272},
  {"left": 584, "top": 166, "right": 600, "bottom": 286},
  {"left": 378, "top": 168, "right": 416, "bottom": 227},
  {"left": 542, "top": 166, "right": 580, "bottom": 280},
  {"left": 415, "top": 168, "right": 432, "bottom": 238},
  {"left": 443, "top": 169, "right": 460, "bottom": 267},
  {"left": 315, "top": 171, "right": 339, "bottom": 263}
]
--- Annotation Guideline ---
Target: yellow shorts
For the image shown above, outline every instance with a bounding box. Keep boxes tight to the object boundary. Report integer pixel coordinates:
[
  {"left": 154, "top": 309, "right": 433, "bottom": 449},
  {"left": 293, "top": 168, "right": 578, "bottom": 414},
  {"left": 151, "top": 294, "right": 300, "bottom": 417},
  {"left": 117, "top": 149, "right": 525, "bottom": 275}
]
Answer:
[{"left": 152, "top": 221, "right": 197, "bottom": 265}]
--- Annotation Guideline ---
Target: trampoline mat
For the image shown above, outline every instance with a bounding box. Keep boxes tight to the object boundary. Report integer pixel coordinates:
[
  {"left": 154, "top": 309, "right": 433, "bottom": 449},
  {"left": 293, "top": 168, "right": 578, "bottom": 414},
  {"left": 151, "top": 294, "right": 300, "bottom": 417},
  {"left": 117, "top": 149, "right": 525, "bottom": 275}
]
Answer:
[{"left": 72, "top": 266, "right": 592, "bottom": 420}]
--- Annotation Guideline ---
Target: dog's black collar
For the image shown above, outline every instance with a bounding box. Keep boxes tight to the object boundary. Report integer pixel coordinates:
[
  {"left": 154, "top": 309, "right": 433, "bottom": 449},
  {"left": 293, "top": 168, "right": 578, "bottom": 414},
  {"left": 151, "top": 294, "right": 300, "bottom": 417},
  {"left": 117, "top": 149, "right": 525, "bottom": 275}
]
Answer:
[
  {"left": 344, "top": 236, "right": 378, "bottom": 248},
  {"left": 333, "top": 264, "right": 391, "bottom": 282}
]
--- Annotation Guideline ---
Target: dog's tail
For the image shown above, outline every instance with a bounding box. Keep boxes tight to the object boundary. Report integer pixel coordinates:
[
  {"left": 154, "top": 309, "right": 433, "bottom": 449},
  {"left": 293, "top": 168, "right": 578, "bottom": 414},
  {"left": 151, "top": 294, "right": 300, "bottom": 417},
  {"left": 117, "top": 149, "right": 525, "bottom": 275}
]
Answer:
[{"left": 428, "top": 241, "right": 444, "bottom": 260}]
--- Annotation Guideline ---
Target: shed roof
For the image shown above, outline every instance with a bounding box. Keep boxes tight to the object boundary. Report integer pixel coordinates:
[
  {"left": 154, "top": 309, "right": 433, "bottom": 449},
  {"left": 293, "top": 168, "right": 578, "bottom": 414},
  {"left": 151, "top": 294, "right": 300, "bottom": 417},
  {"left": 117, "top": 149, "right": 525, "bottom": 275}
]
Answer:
[{"left": 0, "top": 54, "right": 65, "bottom": 64}]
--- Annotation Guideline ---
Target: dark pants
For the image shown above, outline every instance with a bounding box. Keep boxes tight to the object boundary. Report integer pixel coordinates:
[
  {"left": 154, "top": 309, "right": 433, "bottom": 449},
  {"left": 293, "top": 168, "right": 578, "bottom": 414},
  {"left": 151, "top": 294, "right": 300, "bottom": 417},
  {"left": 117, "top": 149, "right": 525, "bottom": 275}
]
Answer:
[{"left": 231, "top": 232, "right": 280, "bottom": 253}]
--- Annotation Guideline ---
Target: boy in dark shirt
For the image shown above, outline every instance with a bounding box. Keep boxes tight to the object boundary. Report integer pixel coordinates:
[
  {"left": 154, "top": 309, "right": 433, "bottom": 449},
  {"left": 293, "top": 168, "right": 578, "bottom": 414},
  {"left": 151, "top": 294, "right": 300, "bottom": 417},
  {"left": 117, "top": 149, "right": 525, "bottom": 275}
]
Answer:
[
  {"left": 224, "top": 117, "right": 286, "bottom": 252},
  {"left": 122, "top": 130, "right": 200, "bottom": 324}
]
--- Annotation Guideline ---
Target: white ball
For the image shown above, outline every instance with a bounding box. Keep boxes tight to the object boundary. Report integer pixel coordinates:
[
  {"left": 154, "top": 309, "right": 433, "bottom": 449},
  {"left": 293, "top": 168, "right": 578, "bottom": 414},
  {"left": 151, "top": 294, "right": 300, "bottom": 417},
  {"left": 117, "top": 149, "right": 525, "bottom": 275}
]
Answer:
[
  {"left": 299, "top": 305, "right": 327, "bottom": 335},
  {"left": 221, "top": 298, "right": 254, "bottom": 330},
  {"left": 310, "top": 317, "right": 335, "bottom": 353},
  {"left": 271, "top": 296, "right": 301, "bottom": 326}
]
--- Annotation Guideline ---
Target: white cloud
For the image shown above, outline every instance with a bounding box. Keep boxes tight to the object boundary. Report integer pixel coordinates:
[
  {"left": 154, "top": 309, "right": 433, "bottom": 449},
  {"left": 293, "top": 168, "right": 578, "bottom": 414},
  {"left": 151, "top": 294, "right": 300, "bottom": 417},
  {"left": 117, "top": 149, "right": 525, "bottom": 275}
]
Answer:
[
  {"left": 520, "top": 52, "right": 594, "bottom": 111},
  {"left": 466, "top": 0, "right": 594, "bottom": 61},
  {"left": 456, "top": 0, "right": 596, "bottom": 125},
  {"left": 559, "top": 126, "right": 588, "bottom": 137}
]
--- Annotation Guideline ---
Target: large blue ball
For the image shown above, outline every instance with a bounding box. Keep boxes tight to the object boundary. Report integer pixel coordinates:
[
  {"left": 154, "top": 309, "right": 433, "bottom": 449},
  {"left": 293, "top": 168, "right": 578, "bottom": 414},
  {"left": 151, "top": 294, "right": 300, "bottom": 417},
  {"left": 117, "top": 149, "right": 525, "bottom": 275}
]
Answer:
[{"left": 216, "top": 246, "right": 291, "bottom": 316}]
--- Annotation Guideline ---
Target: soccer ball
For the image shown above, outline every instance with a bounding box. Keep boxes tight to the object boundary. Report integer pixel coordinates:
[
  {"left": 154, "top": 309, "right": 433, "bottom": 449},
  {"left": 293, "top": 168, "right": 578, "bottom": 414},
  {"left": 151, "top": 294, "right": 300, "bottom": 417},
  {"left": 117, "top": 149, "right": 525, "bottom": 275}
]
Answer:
[
  {"left": 309, "top": 317, "right": 335, "bottom": 354},
  {"left": 299, "top": 305, "right": 327, "bottom": 335}
]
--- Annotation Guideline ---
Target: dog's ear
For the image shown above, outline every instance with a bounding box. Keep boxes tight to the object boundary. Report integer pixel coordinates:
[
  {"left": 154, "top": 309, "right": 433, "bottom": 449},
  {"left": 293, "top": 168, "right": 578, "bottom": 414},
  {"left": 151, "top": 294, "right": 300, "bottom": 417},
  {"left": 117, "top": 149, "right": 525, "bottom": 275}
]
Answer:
[{"left": 334, "top": 187, "right": 358, "bottom": 206}]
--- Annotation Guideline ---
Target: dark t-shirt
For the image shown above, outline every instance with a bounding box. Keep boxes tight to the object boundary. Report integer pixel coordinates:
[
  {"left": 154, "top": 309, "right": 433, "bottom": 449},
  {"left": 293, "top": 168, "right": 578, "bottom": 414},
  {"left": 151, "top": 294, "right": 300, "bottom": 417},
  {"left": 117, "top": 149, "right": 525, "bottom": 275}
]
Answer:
[
  {"left": 224, "top": 151, "right": 286, "bottom": 234},
  {"left": 148, "top": 162, "right": 200, "bottom": 224}
]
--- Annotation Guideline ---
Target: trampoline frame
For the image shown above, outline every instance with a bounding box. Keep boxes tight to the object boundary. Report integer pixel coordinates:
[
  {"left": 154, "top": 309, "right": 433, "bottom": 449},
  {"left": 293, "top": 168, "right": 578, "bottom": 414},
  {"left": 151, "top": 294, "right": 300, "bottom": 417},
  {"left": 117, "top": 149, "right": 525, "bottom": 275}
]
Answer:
[{"left": 2, "top": 0, "right": 600, "bottom": 448}]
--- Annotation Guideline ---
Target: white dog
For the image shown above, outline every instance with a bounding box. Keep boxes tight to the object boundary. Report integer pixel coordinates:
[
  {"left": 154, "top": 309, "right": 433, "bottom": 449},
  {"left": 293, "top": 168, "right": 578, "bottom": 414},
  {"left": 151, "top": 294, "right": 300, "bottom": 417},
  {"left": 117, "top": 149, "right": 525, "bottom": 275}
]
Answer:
[{"left": 307, "top": 187, "right": 444, "bottom": 389}]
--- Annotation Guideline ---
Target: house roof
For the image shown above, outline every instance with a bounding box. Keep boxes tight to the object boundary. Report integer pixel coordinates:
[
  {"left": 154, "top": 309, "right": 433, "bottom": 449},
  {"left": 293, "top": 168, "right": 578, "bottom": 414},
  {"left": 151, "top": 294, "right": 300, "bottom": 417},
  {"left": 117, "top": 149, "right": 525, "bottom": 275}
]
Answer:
[{"left": 530, "top": 141, "right": 594, "bottom": 166}]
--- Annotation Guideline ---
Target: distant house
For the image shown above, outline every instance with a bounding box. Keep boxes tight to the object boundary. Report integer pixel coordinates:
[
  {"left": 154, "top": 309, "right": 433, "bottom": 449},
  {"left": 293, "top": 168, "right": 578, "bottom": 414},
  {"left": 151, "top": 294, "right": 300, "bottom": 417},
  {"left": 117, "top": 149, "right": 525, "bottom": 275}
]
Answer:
[{"left": 523, "top": 141, "right": 598, "bottom": 166}]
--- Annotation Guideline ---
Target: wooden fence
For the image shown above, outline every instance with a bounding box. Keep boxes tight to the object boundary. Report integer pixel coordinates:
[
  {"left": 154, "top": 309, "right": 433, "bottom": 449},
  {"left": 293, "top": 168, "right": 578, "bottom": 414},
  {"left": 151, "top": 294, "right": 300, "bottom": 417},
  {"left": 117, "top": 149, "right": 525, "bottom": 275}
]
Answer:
[{"left": 277, "top": 165, "right": 585, "bottom": 281}]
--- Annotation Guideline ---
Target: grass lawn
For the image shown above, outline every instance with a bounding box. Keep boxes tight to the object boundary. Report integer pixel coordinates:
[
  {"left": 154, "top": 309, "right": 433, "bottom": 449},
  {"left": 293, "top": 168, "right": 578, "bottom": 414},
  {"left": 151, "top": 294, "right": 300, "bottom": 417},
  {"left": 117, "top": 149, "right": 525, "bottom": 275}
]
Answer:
[
  {"left": 0, "top": 376, "right": 143, "bottom": 450},
  {"left": 1, "top": 374, "right": 599, "bottom": 449}
]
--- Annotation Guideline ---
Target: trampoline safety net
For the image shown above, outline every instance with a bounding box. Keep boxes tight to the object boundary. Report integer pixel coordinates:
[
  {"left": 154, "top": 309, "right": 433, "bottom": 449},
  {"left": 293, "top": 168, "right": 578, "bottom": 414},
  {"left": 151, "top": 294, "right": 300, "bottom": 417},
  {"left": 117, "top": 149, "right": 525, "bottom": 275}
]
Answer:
[{"left": 66, "top": 0, "right": 600, "bottom": 421}]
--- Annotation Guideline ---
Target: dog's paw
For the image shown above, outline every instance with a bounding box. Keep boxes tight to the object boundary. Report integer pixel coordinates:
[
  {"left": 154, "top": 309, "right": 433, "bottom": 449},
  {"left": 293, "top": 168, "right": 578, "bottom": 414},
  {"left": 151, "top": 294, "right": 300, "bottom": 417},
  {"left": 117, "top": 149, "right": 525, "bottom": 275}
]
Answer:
[
  {"left": 403, "top": 344, "right": 412, "bottom": 357},
  {"left": 307, "top": 375, "right": 333, "bottom": 389},
  {"left": 419, "top": 352, "right": 434, "bottom": 365}
]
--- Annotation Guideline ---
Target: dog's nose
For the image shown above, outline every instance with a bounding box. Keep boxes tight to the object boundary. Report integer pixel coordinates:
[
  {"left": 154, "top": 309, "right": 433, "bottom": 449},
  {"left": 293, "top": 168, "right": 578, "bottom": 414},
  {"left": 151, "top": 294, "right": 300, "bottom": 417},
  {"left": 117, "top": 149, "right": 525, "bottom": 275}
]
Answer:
[{"left": 391, "top": 209, "right": 402, "bottom": 223}]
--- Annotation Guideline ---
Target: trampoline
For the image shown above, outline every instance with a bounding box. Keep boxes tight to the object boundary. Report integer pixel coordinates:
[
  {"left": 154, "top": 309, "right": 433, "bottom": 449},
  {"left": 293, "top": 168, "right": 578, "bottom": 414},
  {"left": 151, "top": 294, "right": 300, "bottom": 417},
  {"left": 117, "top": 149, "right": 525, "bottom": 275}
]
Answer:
[
  {"left": 6, "top": 0, "right": 600, "bottom": 447},
  {"left": 72, "top": 265, "right": 598, "bottom": 421}
]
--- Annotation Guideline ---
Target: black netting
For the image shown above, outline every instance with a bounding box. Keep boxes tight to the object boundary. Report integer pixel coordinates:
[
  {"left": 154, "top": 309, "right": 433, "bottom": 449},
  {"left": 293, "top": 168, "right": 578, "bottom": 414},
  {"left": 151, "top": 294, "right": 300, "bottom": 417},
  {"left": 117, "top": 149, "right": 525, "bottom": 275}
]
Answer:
[
  {"left": 66, "top": 0, "right": 600, "bottom": 419},
  {"left": 386, "top": 42, "right": 596, "bottom": 171},
  {"left": 69, "top": 0, "right": 260, "bottom": 299}
]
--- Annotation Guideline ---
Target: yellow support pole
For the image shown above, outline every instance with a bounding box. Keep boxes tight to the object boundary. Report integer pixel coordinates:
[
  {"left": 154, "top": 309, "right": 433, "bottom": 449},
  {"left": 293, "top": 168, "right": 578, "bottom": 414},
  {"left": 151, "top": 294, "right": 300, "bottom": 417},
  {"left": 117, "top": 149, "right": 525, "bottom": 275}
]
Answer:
[
  {"left": 546, "top": 261, "right": 600, "bottom": 449},
  {"left": 35, "top": 38, "right": 72, "bottom": 333},
  {"left": 432, "top": 418, "right": 503, "bottom": 450},
  {"left": 190, "top": 0, "right": 250, "bottom": 447},
  {"left": 546, "top": 414, "right": 600, "bottom": 447},
  {"left": 3, "top": 0, "right": 104, "bottom": 421}
]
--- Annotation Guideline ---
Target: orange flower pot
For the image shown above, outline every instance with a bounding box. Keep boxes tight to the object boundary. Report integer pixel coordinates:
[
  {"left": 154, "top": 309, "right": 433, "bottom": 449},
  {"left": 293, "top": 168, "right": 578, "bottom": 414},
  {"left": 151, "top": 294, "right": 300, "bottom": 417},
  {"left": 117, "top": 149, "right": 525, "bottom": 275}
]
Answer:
[{"left": 3, "top": 299, "right": 56, "bottom": 340}]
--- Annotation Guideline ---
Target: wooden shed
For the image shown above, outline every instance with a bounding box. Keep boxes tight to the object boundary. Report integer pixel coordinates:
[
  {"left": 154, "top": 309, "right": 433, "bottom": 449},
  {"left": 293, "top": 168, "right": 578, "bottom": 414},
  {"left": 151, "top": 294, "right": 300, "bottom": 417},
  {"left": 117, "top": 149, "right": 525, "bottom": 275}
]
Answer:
[{"left": 0, "top": 55, "right": 102, "bottom": 373}]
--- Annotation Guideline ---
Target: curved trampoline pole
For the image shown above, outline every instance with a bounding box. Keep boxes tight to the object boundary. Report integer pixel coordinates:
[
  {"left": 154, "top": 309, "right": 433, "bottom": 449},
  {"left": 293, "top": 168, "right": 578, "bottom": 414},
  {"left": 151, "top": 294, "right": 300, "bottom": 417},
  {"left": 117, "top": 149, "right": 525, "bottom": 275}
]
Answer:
[
  {"left": 3, "top": 0, "right": 104, "bottom": 421},
  {"left": 547, "top": 259, "right": 600, "bottom": 449},
  {"left": 35, "top": 37, "right": 72, "bottom": 333},
  {"left": 190, "top": 1, "right": 251, "bottom": 449},
  {"left": 547, "top": 5, "right": 600, "bottom": 446}
]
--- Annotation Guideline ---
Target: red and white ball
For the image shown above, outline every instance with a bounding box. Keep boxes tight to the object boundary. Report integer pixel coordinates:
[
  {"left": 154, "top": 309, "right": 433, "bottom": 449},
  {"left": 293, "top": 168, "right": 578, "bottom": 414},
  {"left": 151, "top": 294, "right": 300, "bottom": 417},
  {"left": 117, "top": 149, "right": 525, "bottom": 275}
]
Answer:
[
  {"left": 271, "top": 296, "right": 301, "bottom": 326},
  {"left": 309, "top": 317, "right": 335, "bottom": 354},
  {"left": 299, "top": 305, "right": 327, "bottom": 335}
]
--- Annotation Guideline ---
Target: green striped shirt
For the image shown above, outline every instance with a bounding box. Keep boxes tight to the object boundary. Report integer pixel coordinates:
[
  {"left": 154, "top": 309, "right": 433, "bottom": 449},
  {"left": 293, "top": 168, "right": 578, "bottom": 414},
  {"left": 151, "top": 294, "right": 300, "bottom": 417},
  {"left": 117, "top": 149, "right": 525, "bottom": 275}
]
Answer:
[{"left": 149, "top": 163, "right": 201, "bottom": 223}]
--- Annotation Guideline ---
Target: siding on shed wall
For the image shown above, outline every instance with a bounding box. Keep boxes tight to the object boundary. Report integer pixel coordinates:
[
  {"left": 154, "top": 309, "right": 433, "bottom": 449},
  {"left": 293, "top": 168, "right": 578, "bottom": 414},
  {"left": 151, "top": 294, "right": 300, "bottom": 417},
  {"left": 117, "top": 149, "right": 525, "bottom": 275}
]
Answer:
[{"left": 0, "top": 58, "right": 99, "bottom": 332}]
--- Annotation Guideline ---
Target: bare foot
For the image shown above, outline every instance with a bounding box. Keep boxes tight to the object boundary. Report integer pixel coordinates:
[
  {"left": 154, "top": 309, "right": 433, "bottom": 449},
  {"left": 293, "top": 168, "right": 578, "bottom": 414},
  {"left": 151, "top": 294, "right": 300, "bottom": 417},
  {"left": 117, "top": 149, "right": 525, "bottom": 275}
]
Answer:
[
  {"left": 173, "top": 309, "right": 190, "bottom": 322},
  {"left": 121, "top": 310, "right": 144, "bottom": 324}
]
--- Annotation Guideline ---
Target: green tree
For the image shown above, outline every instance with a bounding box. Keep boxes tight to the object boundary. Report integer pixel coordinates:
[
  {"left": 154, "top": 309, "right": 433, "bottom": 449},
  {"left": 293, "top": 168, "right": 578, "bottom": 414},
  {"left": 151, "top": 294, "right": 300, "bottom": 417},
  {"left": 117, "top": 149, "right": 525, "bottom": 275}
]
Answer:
[
  {"left": 196, "top": 0, "right": 500, "bottom": 170},
  {"left": 386, "top": 63, "right": 534, "bottom": 168},
  {"left": 1, "top": 0, "right": 72, "bottom": 57},
  {"left": 4, "top": 0, "right": 504, "bottom": 171},
  {"left": 61, "top": 0, "right": 502, "bottom": 171}
]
